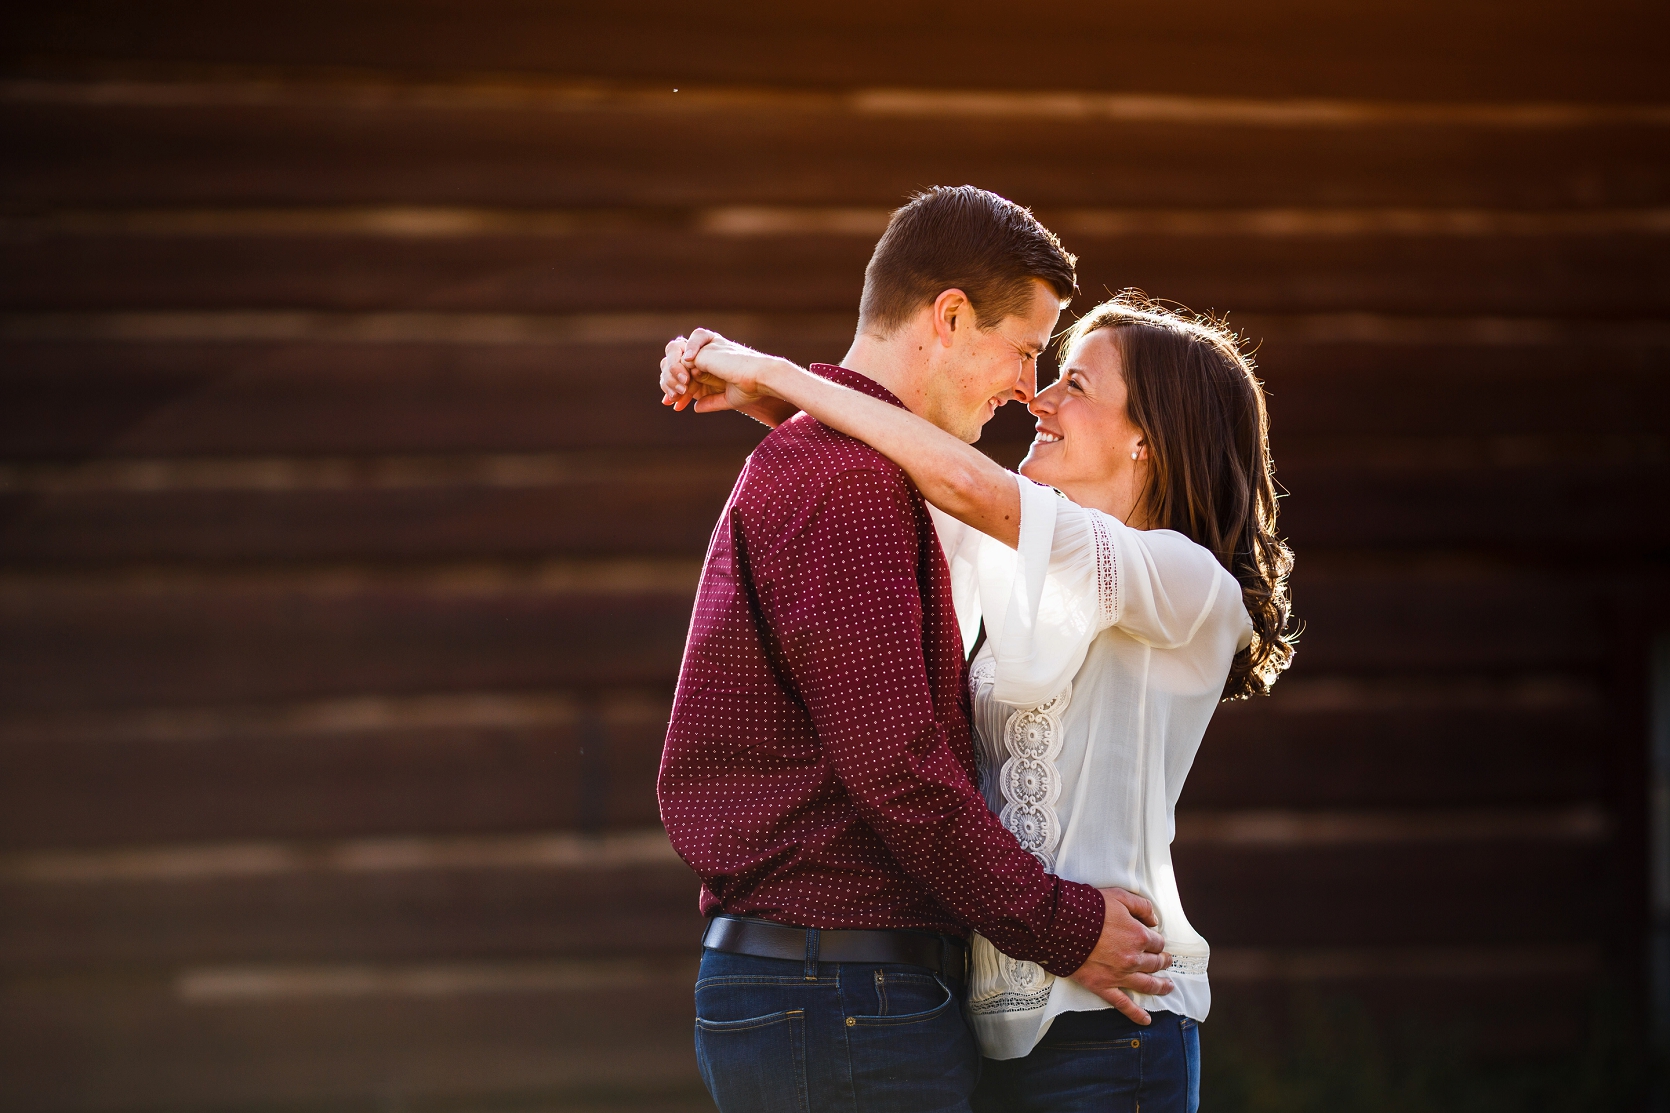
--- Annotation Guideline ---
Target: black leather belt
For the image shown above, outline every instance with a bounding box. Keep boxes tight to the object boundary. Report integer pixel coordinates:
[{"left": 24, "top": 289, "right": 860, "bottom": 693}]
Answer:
[{"left": 702, "top": 915, "right": 967, "bottom": 979}]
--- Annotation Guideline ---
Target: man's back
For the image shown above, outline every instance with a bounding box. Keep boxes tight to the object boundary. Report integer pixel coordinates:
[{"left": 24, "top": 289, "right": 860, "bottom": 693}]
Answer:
[{"left": 659, "top": 365, "right": 976, "bottom": 933}]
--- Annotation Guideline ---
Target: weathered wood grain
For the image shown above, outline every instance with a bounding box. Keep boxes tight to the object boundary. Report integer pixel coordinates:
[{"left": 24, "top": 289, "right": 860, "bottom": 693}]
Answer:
[
  {"left": 1, "top": 457, "right": 1664, "bottom": 564},
  {"left": 0, "top": 3, "right": 1663, "bottom": 1099},
  {"left": 0, "top": 573, "right": 697, "bottom": 712},
  {"left": 1189, "top": 697, "right": 1608, "bottom": 809},
  {"left": 0, "top": 697, "right": 675, "bottom": 848},
  {"left": 5, "top": 97, "right": 1666, "bottom": 210},
  {"left": 0, "top": 681, "right": 1606, "bottom": 849},
  {"left": 0, "top": 840, "right": 1606, "bottom": 974},
  {"left": 2, "top": 338, "right": 1664, "bottom": 462},
  {"left": 3, "top": 229, "right": 1665, "bottom": 317},
  {"left": 1174, "top": 841, "right": 1610, "bottom": 949},
  {"left": 0, "top": 861, "right": 706, "bottom": 970},
  {"left": 6, "top": 0, "right": 1666, "bottom": 101},
  {"left": 0, "top": 958, "right": 1591, "bottom": 1112},
  {"left": 0, "top": 563, "right": 1613, "bottom": 713},
  {"left": 0, "top": 967, "right": 708, "bottom": 1113},
  {"left": 0, "top": 480, "right": 741, "bottom": 562}
]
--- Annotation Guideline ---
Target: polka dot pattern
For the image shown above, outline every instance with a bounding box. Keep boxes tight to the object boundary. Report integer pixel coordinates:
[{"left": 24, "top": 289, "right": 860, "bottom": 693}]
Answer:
[{"left": 658, "top": 366, "right": 1104, "bottom": 977}]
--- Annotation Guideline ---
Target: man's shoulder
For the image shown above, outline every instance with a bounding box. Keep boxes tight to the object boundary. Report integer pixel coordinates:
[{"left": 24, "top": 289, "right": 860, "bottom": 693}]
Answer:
[
  {"left": 730, "top": 417, "right": 922, "bottom": 547},
  {"left": 749, "top": 414, "right": 912, "bottom": 489}
]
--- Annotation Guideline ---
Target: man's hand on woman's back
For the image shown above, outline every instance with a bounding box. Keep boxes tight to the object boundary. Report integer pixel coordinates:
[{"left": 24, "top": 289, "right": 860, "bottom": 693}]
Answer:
[{"left": 1066, "top": 887, "right": 1174, "bottom": 1025}]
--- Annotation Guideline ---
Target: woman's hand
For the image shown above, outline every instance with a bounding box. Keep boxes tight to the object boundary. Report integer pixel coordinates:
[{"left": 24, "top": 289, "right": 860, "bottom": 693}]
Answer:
[
  {"left": 659, "top": 329, "right": 802, "bottom": 427},
  {"left": 659, "top": 329, "right": 784, "bottom": 411}
]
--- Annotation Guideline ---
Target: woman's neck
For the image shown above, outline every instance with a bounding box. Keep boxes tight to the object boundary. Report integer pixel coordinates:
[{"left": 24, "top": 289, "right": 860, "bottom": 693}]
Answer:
[{"left": 1058, "top": 472, "right": 1150, "bottom": 530}]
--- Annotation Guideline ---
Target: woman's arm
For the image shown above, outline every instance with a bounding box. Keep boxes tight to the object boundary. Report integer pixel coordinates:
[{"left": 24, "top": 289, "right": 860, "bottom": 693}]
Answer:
[
  {"left": 733, "top": 396, "right": 801, "bottom": 429},
  {"left": 668, "top": 329, "right": 1023, "bottom": 547}
]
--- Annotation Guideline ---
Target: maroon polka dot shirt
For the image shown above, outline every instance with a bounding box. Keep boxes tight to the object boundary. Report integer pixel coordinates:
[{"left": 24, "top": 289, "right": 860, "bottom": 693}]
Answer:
[{"left": 658, "top": 366, "right": 1104, "bottom": 977}]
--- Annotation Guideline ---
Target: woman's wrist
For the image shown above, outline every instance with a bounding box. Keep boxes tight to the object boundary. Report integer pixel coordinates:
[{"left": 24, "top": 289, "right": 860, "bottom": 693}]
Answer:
[{"left": 759, "top": 356, "right": 807, "bottom": 403}]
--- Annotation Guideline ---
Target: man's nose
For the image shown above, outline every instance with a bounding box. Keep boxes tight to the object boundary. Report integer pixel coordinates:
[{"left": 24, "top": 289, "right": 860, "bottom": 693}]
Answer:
[{"left": 1012, "top": 361, "right": 1038, "bottom": 404}]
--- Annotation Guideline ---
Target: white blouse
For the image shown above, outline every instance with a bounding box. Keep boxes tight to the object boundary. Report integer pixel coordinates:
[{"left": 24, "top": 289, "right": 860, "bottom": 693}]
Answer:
[{"left": 930, "top": 476, "right": 1253, "bottom": 1060}]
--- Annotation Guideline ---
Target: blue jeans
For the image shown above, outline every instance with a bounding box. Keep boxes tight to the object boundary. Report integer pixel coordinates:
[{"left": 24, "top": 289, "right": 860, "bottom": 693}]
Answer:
[
  {"left": 972, "top": 1008, "right": 1200, "bottom": 1113},
  {"left": 693, "top": 947, "right": 980, "bottom": 1113}
]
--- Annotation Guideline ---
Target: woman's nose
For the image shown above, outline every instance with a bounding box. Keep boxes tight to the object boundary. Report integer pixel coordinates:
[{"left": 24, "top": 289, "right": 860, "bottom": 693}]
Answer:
[{"left": 1029, "top": 381, "right": 1059, "bottom": 417}]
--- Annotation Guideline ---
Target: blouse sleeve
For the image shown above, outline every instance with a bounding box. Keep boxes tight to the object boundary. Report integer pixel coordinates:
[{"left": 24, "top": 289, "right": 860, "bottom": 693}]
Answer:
[
  {"left": 979, "top": 475, "right": 1235, "bottom": 706},
  {"left": 926, "top": 503, "right": 985, "bottom": 661}
]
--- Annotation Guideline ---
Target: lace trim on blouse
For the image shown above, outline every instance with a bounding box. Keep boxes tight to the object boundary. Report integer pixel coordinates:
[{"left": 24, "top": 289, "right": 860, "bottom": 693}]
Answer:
[
  {"left": 967, "top": 673, "right": 1073, "bottom": 1016},
  {"left": 1088, "top": 511, "right": 1117, "bottom": 628},
  {"left": 998, "top": 683, "right": 1071, "bottom": 873},
  {"left": 968, "top": 937, "right": 1054, "bottom": 1015}
]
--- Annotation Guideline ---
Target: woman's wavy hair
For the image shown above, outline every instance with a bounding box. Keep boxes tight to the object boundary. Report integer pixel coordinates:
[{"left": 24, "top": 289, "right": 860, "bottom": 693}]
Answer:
[{"left": 1058, "top": 291, "right": 1297, "bottom": 699}]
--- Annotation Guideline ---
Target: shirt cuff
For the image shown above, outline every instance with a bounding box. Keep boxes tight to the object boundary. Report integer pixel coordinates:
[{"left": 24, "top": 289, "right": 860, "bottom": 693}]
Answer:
[{"left": 1038, "top": 878, "right": 1106, "bottom": 978}]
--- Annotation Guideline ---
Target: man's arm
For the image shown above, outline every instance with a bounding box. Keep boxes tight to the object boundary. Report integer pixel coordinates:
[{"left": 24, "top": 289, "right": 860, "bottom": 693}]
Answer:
[{"left": 747, "top": 464, "right": 1166, "bottom": 1003}]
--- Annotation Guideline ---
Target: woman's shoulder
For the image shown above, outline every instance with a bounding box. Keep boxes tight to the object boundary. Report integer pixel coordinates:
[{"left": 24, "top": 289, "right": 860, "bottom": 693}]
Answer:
[{"left": 1050, "top": 496, "right": 1222, "bottom": 578}]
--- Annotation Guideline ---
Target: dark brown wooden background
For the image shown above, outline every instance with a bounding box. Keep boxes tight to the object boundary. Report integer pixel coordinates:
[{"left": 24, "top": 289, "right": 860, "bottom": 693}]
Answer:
[{"left": 2, "top": 3, "right": 1668, "bottom": 1110}]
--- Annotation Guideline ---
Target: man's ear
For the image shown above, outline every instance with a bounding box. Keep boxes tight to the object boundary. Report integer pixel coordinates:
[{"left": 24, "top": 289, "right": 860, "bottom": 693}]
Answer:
[{"left": 930, "top": 288, "right": 970, "bottom": 349}]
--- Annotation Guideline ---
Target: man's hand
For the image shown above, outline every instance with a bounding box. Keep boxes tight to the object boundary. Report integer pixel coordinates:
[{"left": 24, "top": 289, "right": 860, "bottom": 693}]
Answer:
[{"left": 1065, "top": 888, "right": 1173, "bottom": 1025}]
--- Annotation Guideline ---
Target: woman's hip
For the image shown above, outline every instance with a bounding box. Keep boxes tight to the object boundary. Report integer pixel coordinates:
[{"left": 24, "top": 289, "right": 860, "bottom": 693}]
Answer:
[{"left": 972, "top": 1008, "right": 1199, "bottom": 1113}]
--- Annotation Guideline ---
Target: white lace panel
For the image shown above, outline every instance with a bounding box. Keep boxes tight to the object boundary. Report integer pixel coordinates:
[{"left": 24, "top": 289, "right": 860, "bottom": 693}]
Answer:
[
  {"left": 997, "top": 683, "right": 1070, "bottom": 873},
  {"left": 1167, "top": 954, "right": 1209, "bottom": 976},
  {"left": 968, "top": 654, "right": 1002, "bottom": 803},
  {"left": 1088, "top": 512, "right": 1117, "bottom": 628},
  {"left": 967, "top": 932, "right": 1054, "bottom": 1016},
  {"left": 967, "top": 668, "right": 1075, "bottom": 1016}
]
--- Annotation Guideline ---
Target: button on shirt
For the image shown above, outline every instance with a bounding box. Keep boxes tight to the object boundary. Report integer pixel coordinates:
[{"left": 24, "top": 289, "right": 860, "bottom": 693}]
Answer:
[{"left": 658, "top": 365, "right": 1105, "bottom": 977}]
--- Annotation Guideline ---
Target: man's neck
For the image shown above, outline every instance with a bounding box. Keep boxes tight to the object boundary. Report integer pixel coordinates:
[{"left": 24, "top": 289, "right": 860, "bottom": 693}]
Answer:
[{"left": 838, "top": 330, "right": 932, "bottom": 419}]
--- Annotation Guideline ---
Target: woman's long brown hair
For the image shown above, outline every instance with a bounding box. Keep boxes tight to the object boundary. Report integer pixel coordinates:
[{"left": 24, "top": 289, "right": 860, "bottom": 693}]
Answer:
[{"left": 1059, "top": 291, "right": 1297, "bottom": 700}]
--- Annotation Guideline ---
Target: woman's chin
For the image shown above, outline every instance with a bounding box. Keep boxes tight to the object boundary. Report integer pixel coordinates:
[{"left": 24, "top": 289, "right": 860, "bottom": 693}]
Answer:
[{"left": 1017, "top": 454, "right": 1055, "bottom": 486}]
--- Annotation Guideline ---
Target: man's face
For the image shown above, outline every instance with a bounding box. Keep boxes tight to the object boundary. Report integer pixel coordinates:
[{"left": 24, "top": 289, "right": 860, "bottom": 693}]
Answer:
[{"left": 922, "top": 278, "right": 1062, "bottom": 443}]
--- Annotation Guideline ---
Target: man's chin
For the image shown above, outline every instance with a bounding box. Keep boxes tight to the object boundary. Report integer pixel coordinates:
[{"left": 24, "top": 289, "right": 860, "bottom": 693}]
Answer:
[
  {"left": 961, "top": 403, "right": 1006, "bottom": 444},
  {"left": 953, "top": 413, "right": 987, "bottom": 444}
]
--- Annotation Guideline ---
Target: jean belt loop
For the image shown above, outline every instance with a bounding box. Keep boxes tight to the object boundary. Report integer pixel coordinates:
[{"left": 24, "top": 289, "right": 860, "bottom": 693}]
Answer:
[{"left": 804, "top": 927, "right": 820, "bottom": 981}]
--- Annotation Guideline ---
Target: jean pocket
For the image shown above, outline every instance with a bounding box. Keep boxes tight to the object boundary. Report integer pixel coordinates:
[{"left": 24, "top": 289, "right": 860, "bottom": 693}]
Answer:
[
  {"left": 695, "top": 1008, "right": 809, "bottom": 1113},
  {"left": 850, "top": 972, "right": 953, "bottom": 1027},
  {"left": 844, "top": 979, "right": 978, "bottom": 1112},
  {"left": 866, "top": 970, "right": 947, "bottom": 1019}
]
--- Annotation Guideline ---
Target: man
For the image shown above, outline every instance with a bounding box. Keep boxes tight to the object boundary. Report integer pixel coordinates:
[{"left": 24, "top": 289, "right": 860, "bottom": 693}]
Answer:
[{"left": 658, "top": 186, "right": 1172, "bottom": 1112}]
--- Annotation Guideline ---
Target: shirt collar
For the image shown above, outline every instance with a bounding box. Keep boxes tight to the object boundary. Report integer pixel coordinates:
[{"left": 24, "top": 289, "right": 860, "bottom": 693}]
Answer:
[{"left": 808, "top": 364, "right": 908, "bottom": 410}]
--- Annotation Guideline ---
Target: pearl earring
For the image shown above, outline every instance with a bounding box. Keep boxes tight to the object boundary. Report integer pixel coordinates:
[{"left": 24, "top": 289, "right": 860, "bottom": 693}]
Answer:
[{"left": 1130, "top": 451, "right": 1139, "bottom": 460}]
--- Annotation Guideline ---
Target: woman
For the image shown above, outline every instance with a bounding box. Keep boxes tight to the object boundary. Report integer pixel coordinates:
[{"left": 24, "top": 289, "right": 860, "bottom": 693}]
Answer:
[{"left": 659, "top": 292, "right": 1296, "bottom": 1112}]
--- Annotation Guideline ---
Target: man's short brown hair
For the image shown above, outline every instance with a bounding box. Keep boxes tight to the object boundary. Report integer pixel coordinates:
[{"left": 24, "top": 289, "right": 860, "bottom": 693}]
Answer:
[{"left": 857, "top": 185, "right": 1078, "bottom": 335}]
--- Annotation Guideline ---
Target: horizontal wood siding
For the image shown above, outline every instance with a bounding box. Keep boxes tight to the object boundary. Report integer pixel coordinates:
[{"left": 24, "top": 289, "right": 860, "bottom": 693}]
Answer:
[{"left": 2, "top": 3, "right": 1666, "bottom": 1108}]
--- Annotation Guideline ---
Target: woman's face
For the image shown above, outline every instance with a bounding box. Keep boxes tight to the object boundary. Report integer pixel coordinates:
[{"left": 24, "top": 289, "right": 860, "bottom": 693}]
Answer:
[{"left": 1018, "top": 328, "right": 1147, "bottom": 501}]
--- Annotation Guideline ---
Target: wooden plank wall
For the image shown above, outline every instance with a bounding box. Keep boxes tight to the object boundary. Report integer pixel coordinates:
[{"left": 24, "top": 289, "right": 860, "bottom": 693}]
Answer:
[{"left": 2, "top": 2, "right": 1668, "bottom": 1109}]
